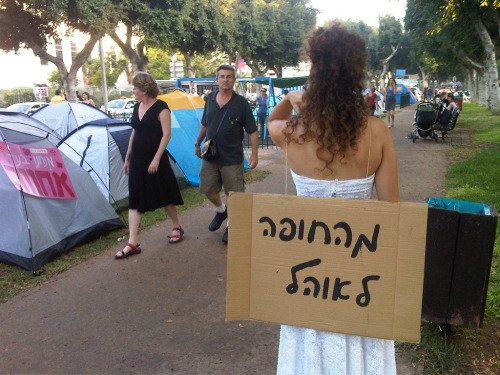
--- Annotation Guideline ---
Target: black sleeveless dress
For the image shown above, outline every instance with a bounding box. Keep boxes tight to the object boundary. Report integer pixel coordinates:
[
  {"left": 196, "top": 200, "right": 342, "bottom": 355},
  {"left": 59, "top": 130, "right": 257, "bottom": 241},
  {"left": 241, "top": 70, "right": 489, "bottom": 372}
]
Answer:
[{"left": 128, "top": 100, "right": 184, "bottom": 213}]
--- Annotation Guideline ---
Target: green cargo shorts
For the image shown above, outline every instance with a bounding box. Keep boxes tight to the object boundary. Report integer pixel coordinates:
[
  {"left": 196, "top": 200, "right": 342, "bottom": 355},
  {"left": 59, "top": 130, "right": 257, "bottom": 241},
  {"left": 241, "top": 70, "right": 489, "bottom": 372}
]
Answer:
[{"left": 199, "top": 160, "right": 244, "bottom": 195}]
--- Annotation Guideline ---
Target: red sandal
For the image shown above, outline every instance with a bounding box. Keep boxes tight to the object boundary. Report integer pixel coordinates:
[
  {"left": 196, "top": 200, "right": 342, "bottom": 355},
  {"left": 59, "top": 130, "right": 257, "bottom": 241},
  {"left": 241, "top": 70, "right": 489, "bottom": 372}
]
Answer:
[
  {"left": 168, "top": 227, "right": 184, "bottom": 244},
  {"left": 115, "top": 243, "right": 142, "bottom": 259}
]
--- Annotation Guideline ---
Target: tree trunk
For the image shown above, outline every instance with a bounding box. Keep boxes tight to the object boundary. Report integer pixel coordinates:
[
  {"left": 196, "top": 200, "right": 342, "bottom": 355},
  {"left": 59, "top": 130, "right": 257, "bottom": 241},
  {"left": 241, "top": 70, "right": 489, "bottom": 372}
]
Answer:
[
  {"left": 473, "top": 19, "right": 500, "bottom": 114},
  {"left": 245, "top": 60, "right": 267, "bottom": 77},
  {"left": 418, "top": 65, "right": 427, "bottom": 89},
  {"left": 234, "top": 52, "right": 241, "bottom": 77},
  {"left": 272, "top": 66, "right": 283, "bottom": 78},
  {"left": 471, "top": 69, "right": 479, "bottom": 103},
  {"left": 379, "top": 44, "right": 399, "bottom": 90},
  {"left": 30, "top": 35, "right": 99, "bottom": 102},
  {"left": 181, "top": 50, "right": 195, "bottom": 78},
  {"left": 110, "top": 24, "right": 148, "bottom": 83},
  {"left": 476, "top": 71, "right": 487, "bottom": 107}
]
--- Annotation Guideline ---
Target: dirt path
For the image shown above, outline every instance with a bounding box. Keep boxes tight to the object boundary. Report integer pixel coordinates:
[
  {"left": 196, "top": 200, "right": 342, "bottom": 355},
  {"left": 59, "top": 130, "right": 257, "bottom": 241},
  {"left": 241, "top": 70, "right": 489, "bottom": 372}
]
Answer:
[{"left": 0, "top": 105, "right": 459, "bottom": 375}]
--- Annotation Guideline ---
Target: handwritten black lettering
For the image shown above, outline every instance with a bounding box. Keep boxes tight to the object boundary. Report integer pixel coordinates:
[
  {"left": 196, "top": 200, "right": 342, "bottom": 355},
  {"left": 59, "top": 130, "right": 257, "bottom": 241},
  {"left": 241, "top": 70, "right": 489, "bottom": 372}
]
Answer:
[
  {"left": 258, "top": 216, "right": 380, "bottom": 258},
  {"left": 332, "top": 278, "right": 351, "bottom": 301},
  {"left": 279, "top": 218, "right": 296, "bottom": 241},
  {"left": 303, "top": 276, "right": 321, "bottom": 297},
  {"left": 356, "top": 275, "right": 381, "bottom": 307},
  {"left": 259, "top": 217, "right": 276, "bottom": 237},
  {"left": 333, "top": 221, "right": 352, "bottom": 247},
  {"left": 286, "top": 259, "right": 322, "bottom": 294},
  {"left": 351, "top": 224, "right": 380, "bottom": 258},
  {"left": 298, "top": 219, "right": 305, "bottom": 240},
  {"left": 307, "top": 220, "right": 331, "bottom": 244},
  {"left": 322, "top": 277, "right": 330, "bottom": 300}
]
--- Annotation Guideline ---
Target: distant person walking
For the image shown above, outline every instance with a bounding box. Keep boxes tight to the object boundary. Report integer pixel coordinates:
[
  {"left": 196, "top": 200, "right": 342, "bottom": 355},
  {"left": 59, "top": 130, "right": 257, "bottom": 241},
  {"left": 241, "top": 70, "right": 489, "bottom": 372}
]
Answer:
[
  {"left": 383, "top": 78, "right": 397, "bottom": 128},
  {"left": 248, "top": 88, "right": 269, "bottom": 138},
  {"left": 194, "top": 64, "right": 258, "bottom": 243},
  {"left": 366, "top": 86, "right": 379, "bottom": 115},
  {"left": 116, "top": 72, "right": 184, "bottom": 259}
]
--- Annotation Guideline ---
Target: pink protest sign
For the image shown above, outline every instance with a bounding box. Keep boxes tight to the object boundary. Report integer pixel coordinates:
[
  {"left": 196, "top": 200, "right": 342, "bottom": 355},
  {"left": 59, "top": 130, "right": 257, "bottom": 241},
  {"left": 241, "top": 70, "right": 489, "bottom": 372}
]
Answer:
[{"left": 0, "top": 141, "right": 76, "bottom": 199}]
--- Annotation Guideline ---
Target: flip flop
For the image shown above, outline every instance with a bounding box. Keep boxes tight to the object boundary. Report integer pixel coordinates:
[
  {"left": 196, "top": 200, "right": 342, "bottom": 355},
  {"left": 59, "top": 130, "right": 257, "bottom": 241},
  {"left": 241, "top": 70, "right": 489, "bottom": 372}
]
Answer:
[
  {"left": 168, "top": 227, "right": 184, "bottom": 244},
  {"left": 115, "top": 242, "right": 141, "bottom": 259}
]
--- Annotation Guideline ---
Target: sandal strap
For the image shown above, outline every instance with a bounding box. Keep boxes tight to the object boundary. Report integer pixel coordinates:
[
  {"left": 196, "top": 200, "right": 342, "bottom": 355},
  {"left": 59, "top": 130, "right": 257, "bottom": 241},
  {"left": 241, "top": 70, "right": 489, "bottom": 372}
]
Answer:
[
  {"left": 172, "top": 227, "right": 184, "bottom": 235},
  {"left": 125, "top": 242, "right": 139, "bottom": 251}
]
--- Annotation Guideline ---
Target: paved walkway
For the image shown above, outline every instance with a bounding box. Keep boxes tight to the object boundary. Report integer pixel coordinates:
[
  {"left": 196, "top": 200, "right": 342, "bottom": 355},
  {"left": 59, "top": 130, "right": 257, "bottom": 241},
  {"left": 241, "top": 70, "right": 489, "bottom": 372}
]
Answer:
[{"left": 0, "top": 105, "right": 457, "bottom": 374}]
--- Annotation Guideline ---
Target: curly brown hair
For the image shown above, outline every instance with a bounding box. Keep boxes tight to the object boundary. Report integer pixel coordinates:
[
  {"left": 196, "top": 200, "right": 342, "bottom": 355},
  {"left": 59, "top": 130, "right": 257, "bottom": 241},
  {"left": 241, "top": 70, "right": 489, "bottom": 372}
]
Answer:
[{"left": 285, "top": 23, "right": 369, "bottom": 174}]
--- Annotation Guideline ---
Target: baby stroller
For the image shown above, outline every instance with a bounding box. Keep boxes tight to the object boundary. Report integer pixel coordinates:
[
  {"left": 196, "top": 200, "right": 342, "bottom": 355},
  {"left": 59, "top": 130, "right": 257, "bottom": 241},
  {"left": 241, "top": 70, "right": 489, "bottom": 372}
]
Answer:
[{"left": 410, "top": 101, "right": 437, "bottom": 143}]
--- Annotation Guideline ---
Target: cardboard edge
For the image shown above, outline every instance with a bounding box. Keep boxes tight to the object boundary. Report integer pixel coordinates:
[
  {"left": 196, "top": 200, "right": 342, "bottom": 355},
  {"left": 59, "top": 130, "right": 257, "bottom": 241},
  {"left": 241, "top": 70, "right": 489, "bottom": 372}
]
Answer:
[
  {"left": 393, "top": 202, "right": 428, "bottom": 343},
  {"left": 226, "top": 192, "right": 253, "bottom": 321}
]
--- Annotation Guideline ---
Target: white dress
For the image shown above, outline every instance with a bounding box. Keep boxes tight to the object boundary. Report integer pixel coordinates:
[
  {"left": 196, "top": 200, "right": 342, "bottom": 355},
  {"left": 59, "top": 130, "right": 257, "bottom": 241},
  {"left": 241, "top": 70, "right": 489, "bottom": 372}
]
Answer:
[{"left": 276, "top": 170, "right": 397, "bottom": 375}]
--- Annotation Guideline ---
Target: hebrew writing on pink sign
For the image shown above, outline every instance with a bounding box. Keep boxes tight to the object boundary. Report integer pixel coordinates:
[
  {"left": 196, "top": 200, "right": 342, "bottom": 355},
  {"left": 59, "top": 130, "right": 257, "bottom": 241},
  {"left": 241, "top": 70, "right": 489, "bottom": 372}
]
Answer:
[{"left": 0, "top": 141, "right": 76, "bottom": 199}]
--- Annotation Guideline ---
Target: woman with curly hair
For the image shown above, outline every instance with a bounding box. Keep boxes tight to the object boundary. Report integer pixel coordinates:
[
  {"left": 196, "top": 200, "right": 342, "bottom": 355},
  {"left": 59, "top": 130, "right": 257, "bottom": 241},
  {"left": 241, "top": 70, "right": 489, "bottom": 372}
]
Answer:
[{"left": 268, "top": 23, "right": 399, "bottom": 374}]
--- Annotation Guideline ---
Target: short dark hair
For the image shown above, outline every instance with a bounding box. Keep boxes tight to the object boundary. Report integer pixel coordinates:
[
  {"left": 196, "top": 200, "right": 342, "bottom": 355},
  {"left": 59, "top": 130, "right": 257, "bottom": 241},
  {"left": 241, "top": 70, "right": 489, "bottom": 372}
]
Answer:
[
  {"left": 55, "top": 89, "right": 62, "bottom": 95},
  {"left": 216, "top": 64, "right": 235, "bottom": 78}
]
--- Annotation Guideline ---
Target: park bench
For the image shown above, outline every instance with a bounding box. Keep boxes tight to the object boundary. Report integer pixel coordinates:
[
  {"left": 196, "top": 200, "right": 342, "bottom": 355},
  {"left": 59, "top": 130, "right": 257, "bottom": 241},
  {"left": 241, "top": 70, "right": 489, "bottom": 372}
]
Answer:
[{"left": 433, "top": 108, "right": 460, "bottom": 143}]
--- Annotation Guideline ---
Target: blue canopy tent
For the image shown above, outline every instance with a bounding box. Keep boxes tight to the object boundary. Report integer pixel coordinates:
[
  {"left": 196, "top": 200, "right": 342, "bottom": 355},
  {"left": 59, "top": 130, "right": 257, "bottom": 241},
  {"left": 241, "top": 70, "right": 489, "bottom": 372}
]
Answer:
[
  {"left": 396, "top": 83, "right": 418, "bottom": 104},
  {"left": 157, "top": 90, "right": 206, "bottom": 186}
]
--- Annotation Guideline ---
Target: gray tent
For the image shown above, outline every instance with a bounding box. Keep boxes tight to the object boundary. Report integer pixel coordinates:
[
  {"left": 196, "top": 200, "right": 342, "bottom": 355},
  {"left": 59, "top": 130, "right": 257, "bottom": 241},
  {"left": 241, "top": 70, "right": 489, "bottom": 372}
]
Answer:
[
  {"left": 57, "top": 118, "right": 132, "bottom": 208},
  {"left": 0, "top": 111, "right": 123, "bottom": 271},
  {"left": 33, "top": 103, "right": 188, "bottom": 207}
]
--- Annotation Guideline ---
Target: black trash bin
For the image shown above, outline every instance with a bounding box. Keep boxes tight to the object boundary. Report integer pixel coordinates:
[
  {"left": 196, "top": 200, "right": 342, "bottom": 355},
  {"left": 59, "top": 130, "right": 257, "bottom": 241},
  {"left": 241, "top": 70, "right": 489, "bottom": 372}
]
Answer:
[{"left": 422, "top": 198, "right": 498, "bottom": 327}]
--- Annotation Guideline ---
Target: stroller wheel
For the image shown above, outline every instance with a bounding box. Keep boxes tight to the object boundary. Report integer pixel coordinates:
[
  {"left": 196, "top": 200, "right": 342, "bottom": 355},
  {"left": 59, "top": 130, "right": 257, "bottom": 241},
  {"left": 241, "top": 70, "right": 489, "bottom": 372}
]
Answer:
[{"left": 412, "top": 133, "right": 416, "bottom": 143}]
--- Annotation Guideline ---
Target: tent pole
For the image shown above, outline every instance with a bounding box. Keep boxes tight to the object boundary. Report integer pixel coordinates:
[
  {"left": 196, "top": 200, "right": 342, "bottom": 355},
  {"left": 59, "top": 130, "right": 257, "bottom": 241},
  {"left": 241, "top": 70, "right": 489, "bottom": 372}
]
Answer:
[{"left": 99, "top": 39, "right": 109, "bottom": 114}]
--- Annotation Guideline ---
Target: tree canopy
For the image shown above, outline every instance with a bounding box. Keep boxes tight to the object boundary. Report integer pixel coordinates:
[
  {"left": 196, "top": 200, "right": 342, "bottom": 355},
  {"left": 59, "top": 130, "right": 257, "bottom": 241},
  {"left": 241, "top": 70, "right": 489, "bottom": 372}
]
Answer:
[
  {"left": 405, "top": 0, "right": 500, "bottom": 112},
  {"left": 0, "top": 0, "right": 116, "bottom": 100},
  {"left": 232, "top": 0, "right": 317, "bottom": 77}
]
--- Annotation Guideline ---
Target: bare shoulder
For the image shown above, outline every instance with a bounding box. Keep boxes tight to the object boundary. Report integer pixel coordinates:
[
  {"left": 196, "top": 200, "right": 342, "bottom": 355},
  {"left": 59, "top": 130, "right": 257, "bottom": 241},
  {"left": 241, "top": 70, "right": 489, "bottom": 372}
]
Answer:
[
  {"left": 268, "top": 120, "right": 287, "bottom": 147},
  {"left": 367, "top": 116, "right": 391, "bottom": 140}
]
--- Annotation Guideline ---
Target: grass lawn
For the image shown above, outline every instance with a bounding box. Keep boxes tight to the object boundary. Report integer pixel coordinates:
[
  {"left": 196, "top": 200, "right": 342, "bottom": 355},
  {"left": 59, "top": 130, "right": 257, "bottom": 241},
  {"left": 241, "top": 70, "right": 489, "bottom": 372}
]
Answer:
[
  {"left": 0, "top": 169, "right": 270, "bottom": 304},
  {"left": 398, "top": 102, "right": 500, "bottom": 374}
]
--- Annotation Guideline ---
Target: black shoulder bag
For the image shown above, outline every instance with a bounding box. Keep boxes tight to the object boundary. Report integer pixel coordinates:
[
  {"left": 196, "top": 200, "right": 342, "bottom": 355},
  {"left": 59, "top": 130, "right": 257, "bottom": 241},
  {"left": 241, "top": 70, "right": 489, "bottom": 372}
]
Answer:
[{"left": 201, "top": 103, "right": 230, "bottom": 160}]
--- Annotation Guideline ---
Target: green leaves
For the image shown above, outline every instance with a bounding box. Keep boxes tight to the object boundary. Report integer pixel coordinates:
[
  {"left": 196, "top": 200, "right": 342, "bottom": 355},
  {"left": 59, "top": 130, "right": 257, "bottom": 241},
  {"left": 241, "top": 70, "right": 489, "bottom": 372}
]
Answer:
[{"left": 233, "top": 0, "right": 317, "bottom": 76}]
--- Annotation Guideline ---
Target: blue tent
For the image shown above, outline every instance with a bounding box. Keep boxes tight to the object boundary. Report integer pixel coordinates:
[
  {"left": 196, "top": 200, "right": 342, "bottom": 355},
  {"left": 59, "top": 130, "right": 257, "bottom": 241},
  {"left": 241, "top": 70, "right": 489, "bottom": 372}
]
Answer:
[
  {"left": 396, "top": 84, "right": 418, "bottom": 104},
  {"left": 158, "top": 90, "right": 206, "bottom": 186}
]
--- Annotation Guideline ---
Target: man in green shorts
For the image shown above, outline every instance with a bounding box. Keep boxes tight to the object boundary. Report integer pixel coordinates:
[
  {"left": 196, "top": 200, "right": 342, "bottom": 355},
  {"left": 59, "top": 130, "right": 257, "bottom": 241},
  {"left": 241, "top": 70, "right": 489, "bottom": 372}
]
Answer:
[{"left": 195, "top": 64, "right": 259, "bottom": 243}]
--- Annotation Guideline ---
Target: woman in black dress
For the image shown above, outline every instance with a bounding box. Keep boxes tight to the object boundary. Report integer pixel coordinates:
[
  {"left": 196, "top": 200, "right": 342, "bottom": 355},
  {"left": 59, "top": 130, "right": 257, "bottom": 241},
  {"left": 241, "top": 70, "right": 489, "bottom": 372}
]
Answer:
[{"left": 116, "top": 72, "right": 184, "bottom": 259}]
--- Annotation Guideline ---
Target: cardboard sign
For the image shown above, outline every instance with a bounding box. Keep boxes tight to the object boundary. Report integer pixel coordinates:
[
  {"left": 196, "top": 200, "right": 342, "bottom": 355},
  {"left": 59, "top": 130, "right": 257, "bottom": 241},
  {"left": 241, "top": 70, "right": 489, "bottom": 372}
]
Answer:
[
  {"left": 0, "top": 141, "right": 76, "bottom": 199},
  {"left": 226, "top": 193, "right": 427, "bottom": 343}
]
